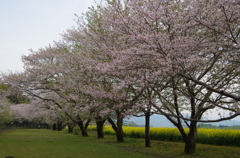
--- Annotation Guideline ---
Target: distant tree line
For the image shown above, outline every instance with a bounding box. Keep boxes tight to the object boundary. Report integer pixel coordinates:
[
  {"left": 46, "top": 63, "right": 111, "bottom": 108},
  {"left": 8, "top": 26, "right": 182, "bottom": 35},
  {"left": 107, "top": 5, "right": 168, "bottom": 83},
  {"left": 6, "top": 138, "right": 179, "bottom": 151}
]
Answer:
[{"left": 198, "top": 123, "right": 240, "bottom": 129}]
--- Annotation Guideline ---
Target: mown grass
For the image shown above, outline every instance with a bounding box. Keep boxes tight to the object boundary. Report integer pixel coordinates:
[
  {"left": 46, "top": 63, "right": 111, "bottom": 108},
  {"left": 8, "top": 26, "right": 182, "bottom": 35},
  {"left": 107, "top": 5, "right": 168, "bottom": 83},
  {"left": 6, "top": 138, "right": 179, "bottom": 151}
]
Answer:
[
  {"left": 1, "top": 128, "right": 240, "bottom": 158},
  {"left": 96, "top": 134, "right": 240, "bottom": 158},
  {"left": 78, "top": 126, "right": 240, "bottom": 157},
  {"left": 0, "top": 128, "right": 149, "bottom": 158}
]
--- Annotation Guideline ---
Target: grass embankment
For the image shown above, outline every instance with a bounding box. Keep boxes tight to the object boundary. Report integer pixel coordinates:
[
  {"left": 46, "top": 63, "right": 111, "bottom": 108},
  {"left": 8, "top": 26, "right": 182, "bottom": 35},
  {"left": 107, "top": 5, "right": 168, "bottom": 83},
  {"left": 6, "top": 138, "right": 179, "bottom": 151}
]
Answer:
[{"left": 1, "top": 128, "right": 240, "bottom": 158}]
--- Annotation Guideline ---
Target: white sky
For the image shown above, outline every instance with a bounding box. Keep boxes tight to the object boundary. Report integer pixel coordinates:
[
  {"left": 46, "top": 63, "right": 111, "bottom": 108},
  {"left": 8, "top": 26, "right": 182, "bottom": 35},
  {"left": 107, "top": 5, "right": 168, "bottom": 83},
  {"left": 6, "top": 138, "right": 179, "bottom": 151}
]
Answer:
[{"left": 0, "top": 0, "right": 98, "bottom": 73}]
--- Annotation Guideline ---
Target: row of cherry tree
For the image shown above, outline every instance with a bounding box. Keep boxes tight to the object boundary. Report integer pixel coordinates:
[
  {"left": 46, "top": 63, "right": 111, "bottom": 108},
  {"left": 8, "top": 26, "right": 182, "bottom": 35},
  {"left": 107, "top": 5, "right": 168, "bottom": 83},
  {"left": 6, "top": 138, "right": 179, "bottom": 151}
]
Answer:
[
  {"left": 0, "top": 82, "right": 61, "bottom": 129},
  {"left": 0, "top": 84, "right": 12, "bottom": 125},
  {"left": 1, "top": 0, "right": 239, "bottom": 154}
]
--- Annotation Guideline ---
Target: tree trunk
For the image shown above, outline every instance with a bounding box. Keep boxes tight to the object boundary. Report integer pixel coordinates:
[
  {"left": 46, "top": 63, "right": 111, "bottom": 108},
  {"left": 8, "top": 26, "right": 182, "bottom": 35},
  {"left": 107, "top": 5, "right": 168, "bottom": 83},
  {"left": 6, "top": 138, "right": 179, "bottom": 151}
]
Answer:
[
  {"left": 96, "top": 117, "right": 106, "bottom": 138},
  {"left": 116, "top": 128, "right": 124, "bottom": 142},
  {"left": 79, "top": 122, "right": 88, "bottom": 136},
  {"left": 52, "top": 124, "right": 57, "bottom": 130},
  {"left": 145, "top": 111, "right": 151, "bottom": 147},
  {"left": 107, "top": 110, "right": 124, "bottom": 142},
  {"left": 57, "top": 120, "right": 62, "bottom": 131},
  {"left": 67, "top": 123, "right": 74, "bottom": 133},
  {"left": 76, "top": 119, "right": 91, "bottom": 137},
  {"left": 184, "top": 122, "right": 197, "bottom": 154},
  {"left": 116, "top": 111, "right": 124, "bottom": 142}
]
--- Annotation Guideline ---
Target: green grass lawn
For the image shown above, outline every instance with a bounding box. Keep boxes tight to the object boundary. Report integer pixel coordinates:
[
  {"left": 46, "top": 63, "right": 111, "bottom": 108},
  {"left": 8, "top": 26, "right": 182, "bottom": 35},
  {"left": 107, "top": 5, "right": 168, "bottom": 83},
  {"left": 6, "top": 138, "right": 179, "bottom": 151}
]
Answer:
[
  {"left": 93, "top": 133, "right": 240, "bottom": 158},
  {"left": 1, "top": 128, "right": 240, "bottom": 158},
  {"left": 0, "top": 129, "right": 149, "bottom": 158}
]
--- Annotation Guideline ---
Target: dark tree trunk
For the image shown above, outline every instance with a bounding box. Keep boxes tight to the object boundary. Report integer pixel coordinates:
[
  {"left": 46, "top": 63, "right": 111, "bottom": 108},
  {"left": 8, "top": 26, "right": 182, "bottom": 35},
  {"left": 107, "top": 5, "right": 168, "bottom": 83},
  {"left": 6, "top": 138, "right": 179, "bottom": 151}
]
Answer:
[
  {"left": 184, "top": 122, "right": 198, "bottom": 154},
  {"left": 76, "top": 119, "right": 91, "bottom": 137},
  {"left": 145, "top": 111, "right": 151, "bottom": 147},
  {"left": 96, "top": 117, "right": 106, "bottom": 138},
  {"left": 116, "top": 111, "right": 124, "bottom": 142},
  {"left": 67, "top": 123, "right": 74, "bottom": 133},
  {"left": 57, "top": 120, "right": 62, "bottom": 131},
  {"left": 108, "top": 110, "right": 124, "bottom": 142},
  {"left": 52, "top": 124, "right": 57, "bottom": 130},
  {"left": 116, "top": 128, "right": 124, "bottom": 142},
  {"left": 78, "top": 122, "right": 88, "bottom": 136}
]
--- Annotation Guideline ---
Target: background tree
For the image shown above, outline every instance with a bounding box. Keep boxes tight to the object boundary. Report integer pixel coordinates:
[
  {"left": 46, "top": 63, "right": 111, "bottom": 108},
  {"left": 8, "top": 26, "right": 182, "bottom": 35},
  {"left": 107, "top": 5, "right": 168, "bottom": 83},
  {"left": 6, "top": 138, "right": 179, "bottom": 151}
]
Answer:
[
  {"left": 4, "top": 44, "right": 93, "bottom": 136},
  {"left": 0, "top": 83, "right": 14, "bottom": 125}
]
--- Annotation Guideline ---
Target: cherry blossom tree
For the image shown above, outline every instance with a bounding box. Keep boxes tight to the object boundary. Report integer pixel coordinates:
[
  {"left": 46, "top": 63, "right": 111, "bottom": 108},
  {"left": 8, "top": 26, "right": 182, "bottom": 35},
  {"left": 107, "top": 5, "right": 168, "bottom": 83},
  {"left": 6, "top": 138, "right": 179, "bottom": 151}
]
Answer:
[
  {"left": 10, "top": 101, "right": 54, "bottom": 128},
  {"left": 3, "top": 44, "right": 94, "bottom": 136},
  {"left": 74, "top": 0, "right": 239, "bottom": 153},
  {"left": 177, "top": 0, "right": 240, "bottom": 103},
  {"left": 0, "top": 89, "right": 12, "bottom": 125},
  {"left": 65, "top": 8, "right": 131, "bottom": 142}
]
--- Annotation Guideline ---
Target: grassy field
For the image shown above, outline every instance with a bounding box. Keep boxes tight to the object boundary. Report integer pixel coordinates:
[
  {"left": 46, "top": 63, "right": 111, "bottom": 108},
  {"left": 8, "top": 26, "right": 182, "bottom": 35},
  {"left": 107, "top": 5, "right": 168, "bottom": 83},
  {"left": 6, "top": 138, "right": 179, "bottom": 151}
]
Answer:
[
  {"left": 1, "top": 128, "right": 240, "bottom": 158},
  {"left": 0, "top": 128, "right": 149, "bottom": 158},
  {"left": 93, "top": 132, "right": 240, "bottom": 158}
]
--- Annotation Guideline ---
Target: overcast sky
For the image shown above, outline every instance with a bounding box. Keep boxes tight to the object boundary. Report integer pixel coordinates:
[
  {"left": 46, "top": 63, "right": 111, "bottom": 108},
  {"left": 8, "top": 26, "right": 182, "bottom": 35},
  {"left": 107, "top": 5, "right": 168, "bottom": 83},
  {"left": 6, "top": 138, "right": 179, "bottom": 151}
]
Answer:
[{"left": 0, "top": 0, "right": 98, "bottom": 73}]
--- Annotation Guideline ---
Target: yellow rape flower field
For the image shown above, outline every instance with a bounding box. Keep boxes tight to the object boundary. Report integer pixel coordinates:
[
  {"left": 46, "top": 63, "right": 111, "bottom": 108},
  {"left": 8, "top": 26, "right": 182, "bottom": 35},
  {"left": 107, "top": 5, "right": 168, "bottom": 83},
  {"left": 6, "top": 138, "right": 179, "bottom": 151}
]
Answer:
[{"left": 88, "top": 126, "right": 240, "bottom": 146}]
